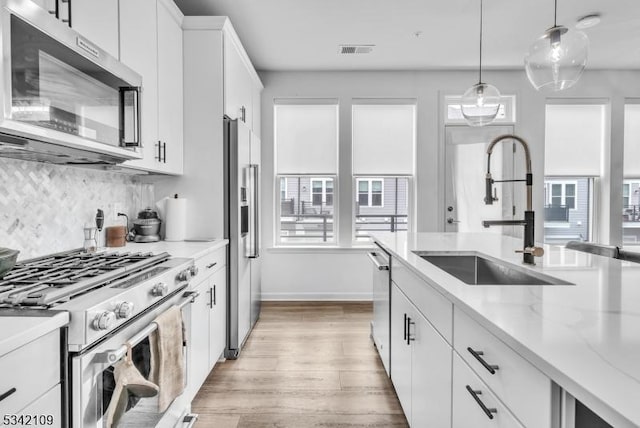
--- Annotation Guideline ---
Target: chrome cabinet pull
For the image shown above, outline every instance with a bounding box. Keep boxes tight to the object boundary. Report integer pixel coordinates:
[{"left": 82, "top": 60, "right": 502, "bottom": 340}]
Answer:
[
  {"left": 467, "top": 347, "right": 499, "bottom": 375},
  {"left": 213, "top": 285, "right": 216, "bottom": 306},
  {"left": 403, "top": 313, "right": 408, "bottom": 341},
  {"left": 162, "top": 142, "right": 167, "bottom": 163},
  {"left": 367, "top": 252, "right": 389, "bottom": 270},
  {"left": 0, "top": 387, "right": 16, "bottom": 403},
  {"left": 466, "top": 385, "right": 497, "bottom": 419},
  {"left": 206, "top": 262, "right": 217, "bottom": 269},
  {"left": 407, "top": 317, "right": 415, "bottom": 345}
]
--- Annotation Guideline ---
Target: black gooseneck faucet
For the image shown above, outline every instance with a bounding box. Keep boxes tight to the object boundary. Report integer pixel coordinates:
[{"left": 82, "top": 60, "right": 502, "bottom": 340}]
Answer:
[{"left": 482, "top": 134, "right": 544, "bottom": 265}]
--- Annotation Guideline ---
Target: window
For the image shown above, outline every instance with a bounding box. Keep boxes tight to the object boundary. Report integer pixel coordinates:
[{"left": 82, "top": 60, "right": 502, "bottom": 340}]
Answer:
[
  {"left": 352, "top": 102, "right": 415, "bottom": 242},
  {"left": 444, "top": 94, "right": 516, "bottom": 124},
  {"left": 274, "top": 100, "right": 338, "bottom": 245},
  {"left": 357, "top": 179, "right": 383, "bottom": 207},
  {"left": 623, "top": 184, "right": 630, "bottom": 209},
  {"left": 311, "top": 178, "right": 333, "bottom": 206},
  {"left": 543, "top": 103, "right": 605, "bottom": 244},
  {"left": 545, "top": 181, "right": 577, "bottom": 209},
  {"left": 623, "top": 103, "right": 640, "bottom": 245}
]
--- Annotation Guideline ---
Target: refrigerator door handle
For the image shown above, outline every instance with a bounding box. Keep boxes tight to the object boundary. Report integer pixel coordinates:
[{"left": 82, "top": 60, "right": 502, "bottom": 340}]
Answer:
[{"left": 248, "top": 164, "right": 260, "bottom": 258}]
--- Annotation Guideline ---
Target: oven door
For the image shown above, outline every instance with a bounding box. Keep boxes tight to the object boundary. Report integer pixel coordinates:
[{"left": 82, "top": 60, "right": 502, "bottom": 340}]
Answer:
[
  {"left": 0, "top": 0, "right": 142, "bottom": 161},
  {"left": 69, "top": 288, "right": 197, "bottom": 428}
]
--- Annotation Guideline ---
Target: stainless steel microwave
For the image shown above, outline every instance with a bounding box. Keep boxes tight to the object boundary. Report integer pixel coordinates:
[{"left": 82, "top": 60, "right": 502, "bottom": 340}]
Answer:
[{"left": 0, "top": 0, "right": 142, "bottom": 164}]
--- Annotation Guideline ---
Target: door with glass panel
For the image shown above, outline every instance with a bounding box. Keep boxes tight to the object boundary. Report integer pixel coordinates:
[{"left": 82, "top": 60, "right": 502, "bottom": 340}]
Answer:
[{"left": 444, "top": 125, "right": 519, "bottom": 234}]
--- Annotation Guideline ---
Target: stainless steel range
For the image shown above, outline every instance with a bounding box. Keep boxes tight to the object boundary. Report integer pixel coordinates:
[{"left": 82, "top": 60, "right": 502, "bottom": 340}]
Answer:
[{"left": 0, "top": 249, "right": 199, "bottom": 428}]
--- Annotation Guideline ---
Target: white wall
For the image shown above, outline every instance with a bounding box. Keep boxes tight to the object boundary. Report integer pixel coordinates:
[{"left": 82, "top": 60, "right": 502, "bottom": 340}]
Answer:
[{"left": 258, "top": 69, "right": 640, "bottom": 300}]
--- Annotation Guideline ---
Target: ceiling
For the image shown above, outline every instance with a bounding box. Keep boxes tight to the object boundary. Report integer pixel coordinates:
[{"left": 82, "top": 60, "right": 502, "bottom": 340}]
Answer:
[{"left": 174, "top": 0, "right": 640, "bottom": 71}]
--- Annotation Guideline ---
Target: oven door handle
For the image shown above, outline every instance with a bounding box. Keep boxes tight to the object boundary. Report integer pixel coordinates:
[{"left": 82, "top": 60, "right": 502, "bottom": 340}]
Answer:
[{"left": 98, "top": 290, "right": 200, "bottom": 364}]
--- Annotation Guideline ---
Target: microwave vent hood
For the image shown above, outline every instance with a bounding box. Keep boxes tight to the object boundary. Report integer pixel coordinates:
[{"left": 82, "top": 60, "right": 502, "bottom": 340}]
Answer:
[
  {"left": 0, "top": 0, "right": 143, "bottom": 167},
  {"left": 0, "top": 133, "right": 128, "bottom": 165}
]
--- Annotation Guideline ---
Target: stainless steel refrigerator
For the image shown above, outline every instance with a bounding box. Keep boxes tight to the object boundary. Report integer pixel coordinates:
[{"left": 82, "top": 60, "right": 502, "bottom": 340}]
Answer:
[{"left": 223, "top": 116, "right": 261, "bottom": 359}]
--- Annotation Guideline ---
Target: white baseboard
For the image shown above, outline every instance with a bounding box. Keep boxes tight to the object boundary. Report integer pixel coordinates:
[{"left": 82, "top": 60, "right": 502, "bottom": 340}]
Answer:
[{"left": 261, "top": 292, "right": 372, "bottom": 301}]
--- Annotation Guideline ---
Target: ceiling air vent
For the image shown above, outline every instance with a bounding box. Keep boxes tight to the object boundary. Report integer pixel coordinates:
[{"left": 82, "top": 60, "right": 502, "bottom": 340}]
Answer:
[{"left": 339, "top": 45, "right": 375, "bottom": 54}]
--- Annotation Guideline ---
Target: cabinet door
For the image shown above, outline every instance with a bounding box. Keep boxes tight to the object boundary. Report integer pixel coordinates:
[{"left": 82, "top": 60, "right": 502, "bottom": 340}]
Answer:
[
  {"left": 71, "top": 0, "right": 119, "bottom": 58},
  {"left": 188, "top": 278, "right": 211, "bottom": 397},
  {"left": 209, "top": 267, "right": 227, "bottom": 368},
  {"left": 452, "top": 353, "right": 524, "bottom": 428},
  {"left": 119, "top": 0, "right": 160, "bottom": 172},
  {"left": 390, "top": 282, "right": 413, "bottom": 422},
  {"left": 411, "top": 312, "right": 452, "bottom": 428},
  {"left": 224, "top": 35, "right": 252, "bottom": 127},
  {"left": 157, "top": 0, "right": 184, "bottom": 175}
]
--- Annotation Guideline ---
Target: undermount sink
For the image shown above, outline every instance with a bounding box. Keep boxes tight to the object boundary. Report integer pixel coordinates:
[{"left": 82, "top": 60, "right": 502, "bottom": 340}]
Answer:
[{"left": 413, "top": 251, "right": 573, "bottom": 286}]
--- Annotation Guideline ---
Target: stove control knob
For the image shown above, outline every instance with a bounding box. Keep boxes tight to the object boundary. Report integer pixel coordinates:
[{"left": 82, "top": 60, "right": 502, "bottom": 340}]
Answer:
[
  {"left": 177, "top": 269, "right": 192, "bottom": 282},
  {"left": 115, "top": 301, "right": 135, "bottom": 319},
  {"left": 93, "top": 311, "right": 116, "bottom": 331},
  {"left": 151, "top": 282, "right": 168, "bottom": 297},
  {"left": 189, "top": 265, "right": 199, "bottom": 277}
]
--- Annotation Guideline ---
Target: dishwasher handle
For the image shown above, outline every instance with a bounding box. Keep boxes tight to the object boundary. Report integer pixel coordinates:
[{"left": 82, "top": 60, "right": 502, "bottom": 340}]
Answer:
[{"left": 367, "top": 252, "right": 390, "bottom": 271}]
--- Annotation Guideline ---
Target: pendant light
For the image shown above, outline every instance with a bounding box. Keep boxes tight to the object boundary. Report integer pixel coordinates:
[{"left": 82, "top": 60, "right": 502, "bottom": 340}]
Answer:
[
  {"left": 524, "top": 0, "right": 588, "bottom": 91},
  {"left": 461, "top": 0, "right": 501, "bottom": 127}
]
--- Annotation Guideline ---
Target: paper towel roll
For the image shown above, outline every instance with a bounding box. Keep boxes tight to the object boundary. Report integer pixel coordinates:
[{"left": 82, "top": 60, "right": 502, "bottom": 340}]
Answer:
[{"left": 164, "top": 197, "right": 187, "bottom": 241}]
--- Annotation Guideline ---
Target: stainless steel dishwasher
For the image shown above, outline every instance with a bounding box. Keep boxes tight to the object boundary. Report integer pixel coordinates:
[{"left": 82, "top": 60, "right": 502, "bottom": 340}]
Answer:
[{"left": 368, "top": 244, "right": 391, "bottom": 376}]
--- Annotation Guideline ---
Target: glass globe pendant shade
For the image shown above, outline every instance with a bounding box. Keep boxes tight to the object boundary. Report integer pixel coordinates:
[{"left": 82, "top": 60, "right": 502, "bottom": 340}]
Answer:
[
  {"left": 524, "top": 26, "right": 588, "bottom": 91},
  {"left": 460, "top": 82, "right": 501, "bottom": 127}
]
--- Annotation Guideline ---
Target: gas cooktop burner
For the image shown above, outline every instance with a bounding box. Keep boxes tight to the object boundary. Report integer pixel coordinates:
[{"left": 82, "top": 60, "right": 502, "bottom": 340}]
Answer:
[{"left": 0, "top": 249, "right": 170, "bottom": 308}]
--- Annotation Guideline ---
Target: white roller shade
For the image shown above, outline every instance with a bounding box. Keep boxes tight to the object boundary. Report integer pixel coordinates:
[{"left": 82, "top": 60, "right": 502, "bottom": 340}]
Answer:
[
  {"left": 624, "top": 104, "right": 640, "bottom": 177},
  {"left": 275, "top": 103, "right": 338, "bottom": 174},
  {"left": 352, "top": 104, "right": 415, "bottom": 175},
  {"left": 544, "top": 104, "right": 605, "bottom": 176}
]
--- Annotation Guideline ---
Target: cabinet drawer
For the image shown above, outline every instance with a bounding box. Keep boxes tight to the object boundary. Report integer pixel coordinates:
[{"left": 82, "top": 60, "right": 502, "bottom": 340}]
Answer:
[
  {"left": 452, "top": 353, "right": 524, "bottom": 428},
  {"left": 454, "top": 307, "right": 552, "bottom": 428},
  {"left": 17, "top": 384, "right": 62, "bottom": 425},
  {"left": 0, "top": 330, "right": 60, "bottom": 415},
  {"left": 391, "top": 261, "right": 452, "bottom": 343},
  {"left": 194, "top": 247, "right": 226, "bottom": 279}
]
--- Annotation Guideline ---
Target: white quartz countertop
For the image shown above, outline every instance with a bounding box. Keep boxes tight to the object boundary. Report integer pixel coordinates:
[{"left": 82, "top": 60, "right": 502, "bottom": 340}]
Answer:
[
  {"left": 0, "top": 310, "right": 69, "bottom": 358},
  {"left": 103, "top": 239, "right": 228, "bottom": 260},
  {"left": 372, "top": 232, "right": 640, "bottom": 427}
]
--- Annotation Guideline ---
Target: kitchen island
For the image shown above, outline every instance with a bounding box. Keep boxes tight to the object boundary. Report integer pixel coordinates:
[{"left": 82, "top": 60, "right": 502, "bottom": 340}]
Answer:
[{"left": 372, "top": 232, "right": 640, "bottom": 428}]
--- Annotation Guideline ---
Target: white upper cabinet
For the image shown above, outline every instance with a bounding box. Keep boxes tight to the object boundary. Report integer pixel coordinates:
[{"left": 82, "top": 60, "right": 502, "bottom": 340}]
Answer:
[
  {"left": 157, "top": 0, "right": 184, "bottom": 175},
  {"left": 120, "top": 0, "right": 184, "bottom": 175},
  {"left": 223, "top": 23, "right": 263, "bottom": 137},
  {"left": 70, "top": 0, "right": 119, "bottom": 58},
  {"left": 119, "top": 0, "right": 159, "bottom": 172}
]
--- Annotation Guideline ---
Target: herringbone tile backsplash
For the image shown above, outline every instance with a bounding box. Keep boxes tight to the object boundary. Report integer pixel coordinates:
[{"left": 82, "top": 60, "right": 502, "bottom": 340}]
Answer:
[{"left": 0, "top": 158, "right": 154, "bottom": 260}]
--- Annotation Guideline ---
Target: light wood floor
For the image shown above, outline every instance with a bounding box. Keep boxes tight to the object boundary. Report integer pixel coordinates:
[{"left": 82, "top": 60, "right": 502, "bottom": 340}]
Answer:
[{"left": 192, "top": 302, "right": 408, "bottom": 428}]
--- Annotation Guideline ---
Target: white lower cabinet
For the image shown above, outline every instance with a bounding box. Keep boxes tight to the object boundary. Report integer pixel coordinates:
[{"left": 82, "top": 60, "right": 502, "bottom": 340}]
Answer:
[
  {"left": 187, "top": 248, "right": 227, "bottom": 398},
  {"left": 391, "top": 282, "right": 452, "bottom": 427},
  {"left": 453, "top": 353, "right": 524, "bottom": 428},
  {"left": 454, "top": 307, "right": 553, "bottom": 428},
  {"left": 188, "top": 276, "right": 212, "bottom": 398}
]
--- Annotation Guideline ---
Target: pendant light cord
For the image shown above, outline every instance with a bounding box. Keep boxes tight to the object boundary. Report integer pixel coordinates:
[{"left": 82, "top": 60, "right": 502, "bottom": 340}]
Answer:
[
  {"left": 478, "top": 0, "right": 483, "bottom": 84},
  {"left": 553, "top": 0, "right": 558, "bottom": 27}
]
